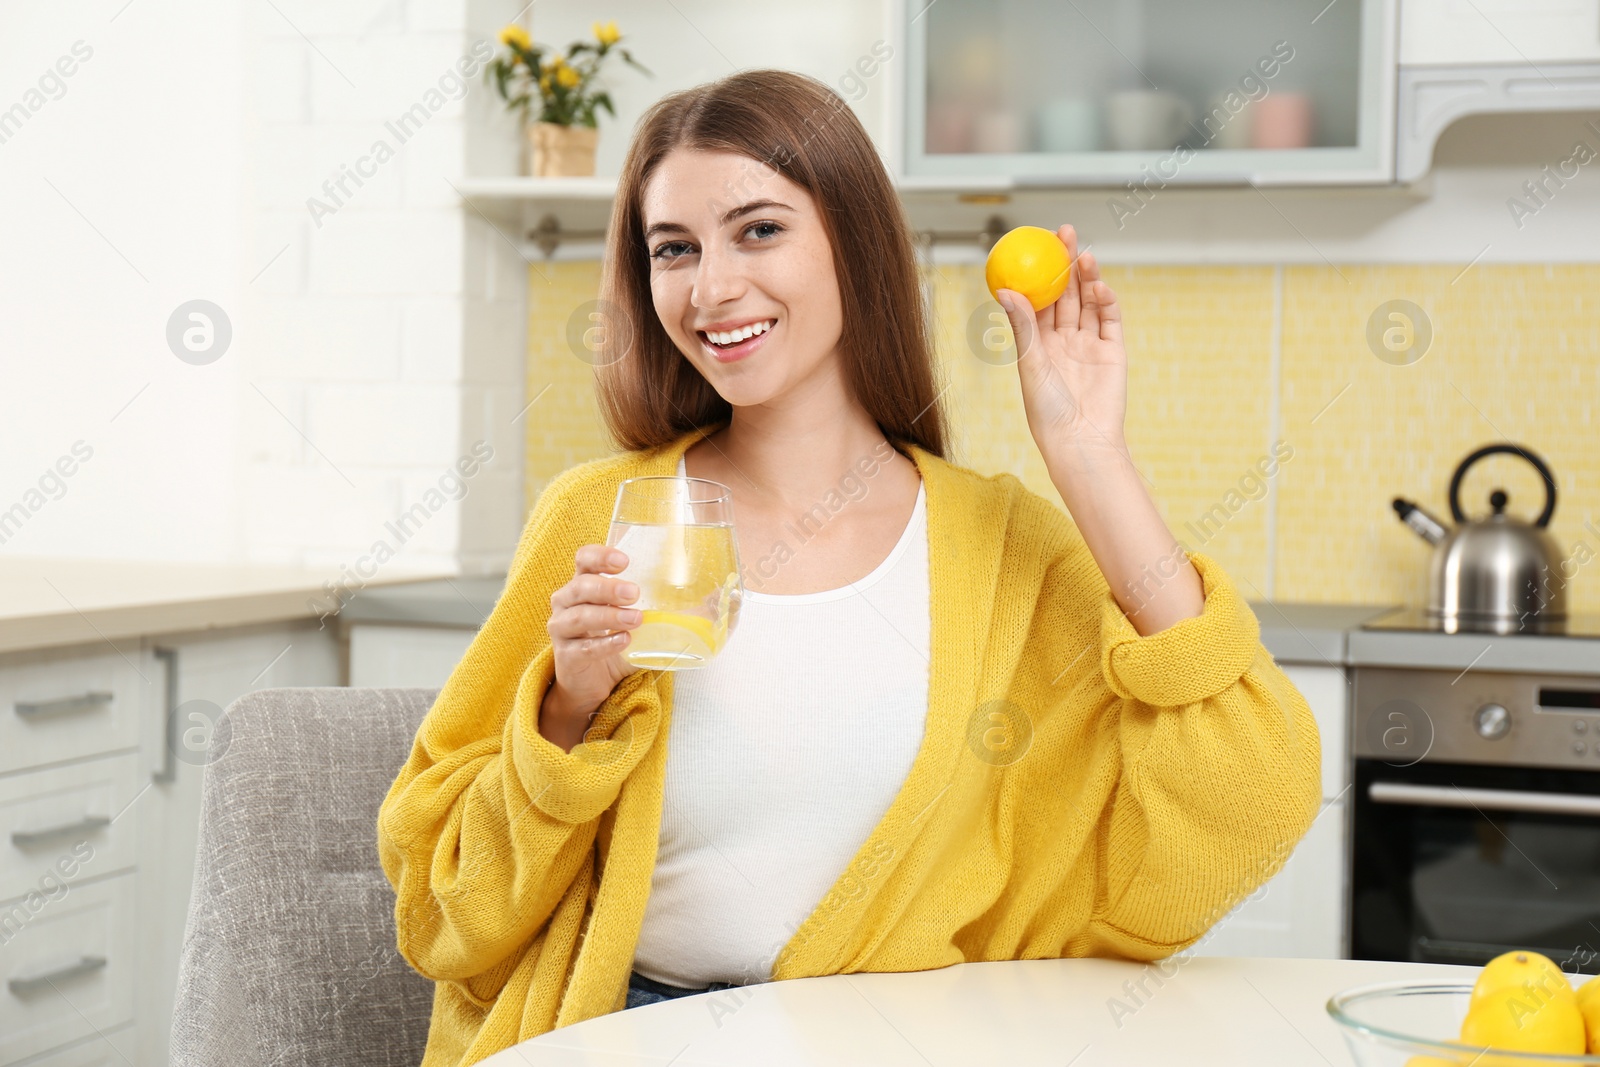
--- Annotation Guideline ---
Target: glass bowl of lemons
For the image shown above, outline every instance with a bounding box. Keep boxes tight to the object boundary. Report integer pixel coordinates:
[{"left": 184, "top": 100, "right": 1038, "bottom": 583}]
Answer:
[{"left": 1328, "top": 952, "right": 1600, "bottom": 1066}]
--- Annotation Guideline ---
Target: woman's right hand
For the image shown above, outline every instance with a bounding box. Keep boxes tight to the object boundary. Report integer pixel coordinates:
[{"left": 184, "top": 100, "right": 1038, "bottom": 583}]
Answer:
[{"left": 542, "top": 545, "right": 642, "bottom": 739}]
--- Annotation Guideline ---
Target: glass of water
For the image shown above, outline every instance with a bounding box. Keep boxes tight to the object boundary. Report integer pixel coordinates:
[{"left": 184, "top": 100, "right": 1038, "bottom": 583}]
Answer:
[{"left": 606, "top": 476, "right": 743, "bottom": 670}]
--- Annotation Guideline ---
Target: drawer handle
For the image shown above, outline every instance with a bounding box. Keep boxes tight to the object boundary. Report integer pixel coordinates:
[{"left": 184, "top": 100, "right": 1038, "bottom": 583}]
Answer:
[
  {"left": 11, "top": 815, "right": 111, "bottom": 849},
  {"left": 7, "top": 955, "right": 107, "bottom": 997},
  {"left": 14, "top": 691, "right": 114, "bottom": 720}
]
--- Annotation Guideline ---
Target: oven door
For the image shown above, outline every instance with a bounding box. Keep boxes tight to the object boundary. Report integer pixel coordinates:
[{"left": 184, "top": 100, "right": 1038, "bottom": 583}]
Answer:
[{"left": 1351, "top": 757, "right": 1600, "bottom": 974}]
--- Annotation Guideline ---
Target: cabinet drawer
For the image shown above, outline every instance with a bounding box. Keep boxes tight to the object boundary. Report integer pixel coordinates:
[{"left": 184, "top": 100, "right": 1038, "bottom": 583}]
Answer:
[
  {"left": 0, "top": 647, "right": 145, "bottom": 776},
  {"left": 0, "top": 753, "right": 139, "bottom": 905},
  {"left": 0, "top": 874, "right": 135, "bottom": 1065}
]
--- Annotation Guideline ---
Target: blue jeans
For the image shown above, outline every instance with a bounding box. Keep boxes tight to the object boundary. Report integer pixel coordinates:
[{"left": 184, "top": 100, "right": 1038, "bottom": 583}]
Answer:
[{"left": 624, "top": 970, "right": 744, "bottom": 1010}]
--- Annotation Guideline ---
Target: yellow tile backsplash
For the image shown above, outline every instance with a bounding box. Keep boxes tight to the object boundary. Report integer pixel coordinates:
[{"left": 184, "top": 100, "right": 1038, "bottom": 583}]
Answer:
[
  {"left": 1278, "top": 264, "right": 1599, "bottom": 615},
  {"left": 526, "top": 260, "right": 1599, "bottom": 615}
]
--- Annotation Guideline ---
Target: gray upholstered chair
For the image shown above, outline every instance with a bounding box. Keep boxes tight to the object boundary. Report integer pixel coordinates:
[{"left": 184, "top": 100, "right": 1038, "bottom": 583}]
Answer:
[{"left": 170, "top": 687, "right": 439, "bottom": 1067}]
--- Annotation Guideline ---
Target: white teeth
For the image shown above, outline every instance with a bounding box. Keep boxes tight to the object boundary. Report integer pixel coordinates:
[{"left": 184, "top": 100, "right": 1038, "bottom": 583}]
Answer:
[{"left": 705, "top": 319, "right": 775, "bottom": 346}]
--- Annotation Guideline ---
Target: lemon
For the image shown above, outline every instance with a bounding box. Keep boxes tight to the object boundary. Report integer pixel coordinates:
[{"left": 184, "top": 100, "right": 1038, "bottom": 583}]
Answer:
[
  {"left": 628, "top": 609, "right": 717, "bottom": 668},
  {"left": 1576, "top": 976, "right": 1600, "bottom": 1054},
  {"left": 1460, "top": 984, "right": 1586, "bottom": 1064},
  {"left": 984, "top": 225, "right": 1072, "bottom": 312},
  {"left": 1471, "top": 951, "right": 1576, "bottom": 1015}
]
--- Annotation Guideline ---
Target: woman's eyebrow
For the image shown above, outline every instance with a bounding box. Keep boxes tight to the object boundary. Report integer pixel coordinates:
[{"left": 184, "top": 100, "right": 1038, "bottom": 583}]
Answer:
[{"left": 643, "top": 199, "right": 794, "bottom": 241}]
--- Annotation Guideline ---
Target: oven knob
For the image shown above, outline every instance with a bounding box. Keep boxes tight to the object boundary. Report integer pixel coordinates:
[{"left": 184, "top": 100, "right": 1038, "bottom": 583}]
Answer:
[{"left": 1475, "top": 703, "right": 1512, "bottom": 740}]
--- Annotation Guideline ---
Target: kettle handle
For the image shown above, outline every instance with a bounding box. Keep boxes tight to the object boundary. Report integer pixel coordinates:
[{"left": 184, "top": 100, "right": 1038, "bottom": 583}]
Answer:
[{"left": 1448, "top": 442, "right": 1557, "bottom": 527}]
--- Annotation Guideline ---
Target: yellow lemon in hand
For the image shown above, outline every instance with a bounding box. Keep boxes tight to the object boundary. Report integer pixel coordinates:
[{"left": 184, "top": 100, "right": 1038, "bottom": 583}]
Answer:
[
  {"left": 984, "top": 225, "right": 1072, "bottom": 312},
  {"left": 1575, "top": 976, "right": 1600, "bottom": 1054},
  {"left": 1460, "top": 984, "right": 1586, "bottom": 1063},
  {"left": 1471, "top": 951, "right": 1576, "bottom": 1015}
]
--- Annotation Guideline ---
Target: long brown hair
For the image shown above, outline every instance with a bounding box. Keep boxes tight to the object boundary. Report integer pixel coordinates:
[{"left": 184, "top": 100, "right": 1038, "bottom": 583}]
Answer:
[{"left": 593, "top": 69, "right": 948, "bottom": 459}]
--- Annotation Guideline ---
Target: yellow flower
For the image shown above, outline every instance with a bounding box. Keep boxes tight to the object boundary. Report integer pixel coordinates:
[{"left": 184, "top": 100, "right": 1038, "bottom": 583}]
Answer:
[
  {"left": 498, "top": 24, "right": 530, "bottom": 50},
  {"left": 593, "top": 20, "right": 620, "bottom": 46},
  {"left": 538, "top": 74, "right": 552, "bottom": 93},
  {"left": 556, "top": 64, "right": 580, "bottom": 89}
]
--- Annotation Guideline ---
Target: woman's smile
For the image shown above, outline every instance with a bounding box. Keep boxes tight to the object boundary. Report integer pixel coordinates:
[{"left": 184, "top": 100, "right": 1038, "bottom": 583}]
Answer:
[{"left": 698, "top": 316, "right": 778, "bottom": 363}]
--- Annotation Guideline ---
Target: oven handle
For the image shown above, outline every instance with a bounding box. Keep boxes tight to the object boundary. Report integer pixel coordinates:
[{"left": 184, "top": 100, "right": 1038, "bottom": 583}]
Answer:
[{"left": 1369, "top": 781, "right": 1600, "bottom": 817}]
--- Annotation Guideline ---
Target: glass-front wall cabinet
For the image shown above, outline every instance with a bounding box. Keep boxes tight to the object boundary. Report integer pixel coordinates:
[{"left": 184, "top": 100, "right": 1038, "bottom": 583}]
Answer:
[{"left": 903, "top": 0, "right": 1395, "bottom": 185}]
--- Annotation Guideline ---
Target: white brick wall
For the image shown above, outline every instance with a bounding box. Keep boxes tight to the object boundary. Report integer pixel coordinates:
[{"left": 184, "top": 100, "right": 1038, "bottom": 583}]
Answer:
[{"left": 241, "top": 0, "right": 529, "bottom": 576}]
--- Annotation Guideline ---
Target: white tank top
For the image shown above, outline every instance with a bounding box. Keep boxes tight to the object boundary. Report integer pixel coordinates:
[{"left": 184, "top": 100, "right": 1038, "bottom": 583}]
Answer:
[{"left": 631, "top": 456, "right": 930, "bottom": 987}]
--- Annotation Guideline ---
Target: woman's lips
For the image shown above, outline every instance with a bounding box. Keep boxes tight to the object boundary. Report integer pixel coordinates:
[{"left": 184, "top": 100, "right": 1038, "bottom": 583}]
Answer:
[{"left": 699, "top": 320, "right": 775, "bottom": 363}]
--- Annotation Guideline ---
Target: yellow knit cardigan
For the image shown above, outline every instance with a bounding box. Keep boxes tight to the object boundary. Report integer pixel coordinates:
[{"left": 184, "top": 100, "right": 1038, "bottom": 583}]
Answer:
[{"left": 376, "top": 421, "right": 1322, "bottom": 1066}]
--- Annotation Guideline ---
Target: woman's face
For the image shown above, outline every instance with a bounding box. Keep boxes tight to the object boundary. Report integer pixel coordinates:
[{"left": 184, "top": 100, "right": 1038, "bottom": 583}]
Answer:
[{"left": 641, "top": 148, "right": 845, "bottom": 408}]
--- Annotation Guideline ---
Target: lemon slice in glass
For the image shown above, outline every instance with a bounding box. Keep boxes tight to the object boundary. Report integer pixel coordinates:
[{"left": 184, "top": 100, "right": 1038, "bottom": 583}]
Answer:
[{"left": 628, "top": 609, "right": 717, "bottom": 669}]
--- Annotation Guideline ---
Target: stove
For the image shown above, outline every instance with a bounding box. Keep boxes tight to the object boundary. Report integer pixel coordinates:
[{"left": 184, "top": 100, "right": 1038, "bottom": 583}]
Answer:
[
  {"left": 1360, "top": 606, "right": 1600, "bottom": 638},
  {"left": 1349, "top": 607, "right": 1600, "bottom": 973}
]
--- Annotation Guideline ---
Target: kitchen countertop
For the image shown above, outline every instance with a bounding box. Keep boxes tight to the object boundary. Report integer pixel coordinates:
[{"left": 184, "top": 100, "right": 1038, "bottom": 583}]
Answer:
[
  {"left": 1249, "top": 601, "right": 1402, "bottom": 666},
  {"left": 9, "top": 558, "right": 1596, "bottom": 676},
  {"left": 481, "top": 955, "right": 1490, "bottom": 1067},
  {"left": 0, "top": 556, "right": 454, "bottom": 656},
  {"left": 339, "top": 574, "right": 1400, "bottom": 668}
]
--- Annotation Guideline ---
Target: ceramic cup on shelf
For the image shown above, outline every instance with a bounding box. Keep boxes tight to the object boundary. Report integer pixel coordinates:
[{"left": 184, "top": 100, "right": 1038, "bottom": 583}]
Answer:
[
  {"left": 1104, "top": 90, "right": 1194, "bottom": 151},
  {"left": 1251, "top": 93, "right": 1315, "bottom": 149},
  {"left": 925, "top": 98, "right": 976, "bottom": 153},
  {"left": 1035, "top": 97, "right": 1100, "bottom": 153},
  {"left": 972, "top": 108, "right": 1027, "bottom": 153},
  {"left": 1197, "top": 93, "right": 1254, "bottom": 150}
]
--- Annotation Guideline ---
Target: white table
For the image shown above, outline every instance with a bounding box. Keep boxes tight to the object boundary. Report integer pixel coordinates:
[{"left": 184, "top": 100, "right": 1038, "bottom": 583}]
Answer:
[{"left": 481, "top": 956, "right": 1481, "bottom": 1066}]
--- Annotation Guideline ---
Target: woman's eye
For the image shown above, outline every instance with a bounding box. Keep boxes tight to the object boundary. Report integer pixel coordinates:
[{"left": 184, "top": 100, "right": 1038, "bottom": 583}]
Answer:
[{"left": 649, "top": 221, "right": 783, "bottom": 263}]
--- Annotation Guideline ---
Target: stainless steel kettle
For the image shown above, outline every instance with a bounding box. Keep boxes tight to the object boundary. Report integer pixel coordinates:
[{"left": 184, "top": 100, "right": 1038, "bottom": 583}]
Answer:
[{"left": 1392, "top": 443, "right": 1566, "bottom": 629}]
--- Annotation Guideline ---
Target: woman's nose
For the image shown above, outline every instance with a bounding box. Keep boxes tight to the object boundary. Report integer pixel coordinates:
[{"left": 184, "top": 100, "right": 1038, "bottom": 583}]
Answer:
[{"left": 690, "top": 243, "right": 745, "bottom": 309}]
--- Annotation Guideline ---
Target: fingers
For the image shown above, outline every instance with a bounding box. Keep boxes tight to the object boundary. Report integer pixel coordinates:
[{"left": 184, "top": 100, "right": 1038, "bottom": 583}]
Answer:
[
  {"left": 550, "top": 543, "right": 643, "bottom": 644},
  {"left": 549, "top": 601, "right": 642, "bottom": 641},
  {"left": 575, "top": 543, "right": 627, "bottom": 576},
  {"left": 998, "top": 288, "right": 1042, "bottom": 362},
  {"left": 1076, "top": 250, "right": 1103, "bottom": 335},
  {"left": 1057, "top": 224, "right": 1081, "bottom": 327},
  {"left": 1092, "top": 278, "right": 1124, "bottom": 346},
  {"left": 552, "top": 545, "right": 638, "bottom": 611}
]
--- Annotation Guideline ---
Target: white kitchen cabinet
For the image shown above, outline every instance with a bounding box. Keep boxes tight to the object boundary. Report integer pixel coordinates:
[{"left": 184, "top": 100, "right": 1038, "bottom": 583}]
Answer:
[
  {"left": 1188, "top": 661, "right": 1350, "bottom": 960},
  {"left": 898, "top": 0, "right": 1398, "bottom": 185},
  {"left": 1283, "top": 663, "right": 1349, "bottom": 801},
  {"left": 134, "top": 620, "right": 338, "bottom": 1067},
  {"left": 0, "top": 873, "right": 137, "bottom": 1065},
  {"left": 1399, "top": 0, "right": 1600, "bottom": 66},
  {"left": 0, "top": 620, "right": 337, "bottom": 1066},
  {"left": 347, "top": 624, "right": 475, "bottom": 688}
]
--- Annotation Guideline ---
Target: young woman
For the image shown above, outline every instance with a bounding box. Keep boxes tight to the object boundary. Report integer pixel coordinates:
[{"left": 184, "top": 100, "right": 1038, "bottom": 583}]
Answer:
[{"left": 378, "top": 69, "right": 1320, "bottom": 1067}]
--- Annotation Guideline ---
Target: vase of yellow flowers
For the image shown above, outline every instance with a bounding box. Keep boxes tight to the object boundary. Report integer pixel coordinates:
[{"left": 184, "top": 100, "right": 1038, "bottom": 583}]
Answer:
[{"left": 487, "top": 19, "right": 651, "bottom": 177}]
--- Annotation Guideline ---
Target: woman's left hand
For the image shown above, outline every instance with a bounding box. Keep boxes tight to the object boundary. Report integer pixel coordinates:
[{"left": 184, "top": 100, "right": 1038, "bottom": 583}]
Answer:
[{"left": 994, "top": 224, "right": 1129, "bottom": 467}]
